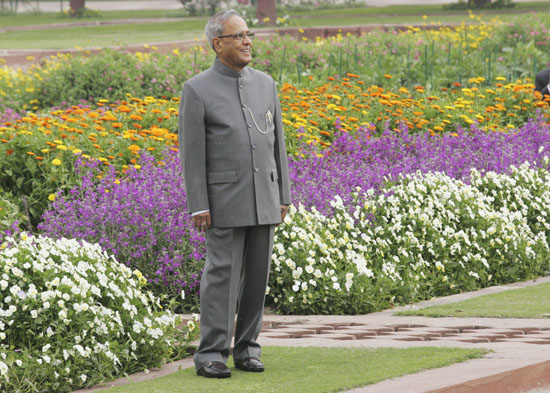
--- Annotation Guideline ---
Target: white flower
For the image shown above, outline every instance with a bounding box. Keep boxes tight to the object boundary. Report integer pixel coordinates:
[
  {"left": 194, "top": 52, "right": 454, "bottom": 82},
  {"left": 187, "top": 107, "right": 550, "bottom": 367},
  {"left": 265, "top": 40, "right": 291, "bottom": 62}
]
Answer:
[
  {"left": 74, "top": 344, "right": 88, "bottom": 357},
  {"left": 0, "top": 360, "right": 8, "bottom": 377},
  {"left": 332, "top": 283, "right": 341, "bottom": 290},
  {"left": 147, "top": 328, "right": 163, "bottom": 339},
  {"left": 292, "top": 267, "right": 303, "bottom": 279},
  {"left": 133, "top": 321, "right": 144, "bottom": 334},
  {"left": 30, "top": 310, "right": 38, "bottom": 319}
]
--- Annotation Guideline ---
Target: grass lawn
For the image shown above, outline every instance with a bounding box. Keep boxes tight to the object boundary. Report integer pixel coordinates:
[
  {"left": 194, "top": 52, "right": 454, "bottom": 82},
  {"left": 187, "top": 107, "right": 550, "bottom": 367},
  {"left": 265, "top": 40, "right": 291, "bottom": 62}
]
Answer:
[
  {"left": 289, "top": 1, "right": 550, "bottom": 17},
  {"left": 101, "top": 346, "right": 487, "bottom": 393},
  {"left": 0, "top": 20, "right": 207, "bottom": 50},
  {"left": 397, "top": 282, "right": 550, "bottom": 318}
]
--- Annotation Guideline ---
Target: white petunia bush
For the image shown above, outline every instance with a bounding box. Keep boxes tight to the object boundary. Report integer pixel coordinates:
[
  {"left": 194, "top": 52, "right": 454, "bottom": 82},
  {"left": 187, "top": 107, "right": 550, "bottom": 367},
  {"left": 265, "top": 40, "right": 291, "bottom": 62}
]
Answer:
[
  {"left": 0, "top": 234, "right": 198, "bottom": 392},
  {"left": 267, "top": 162, "right": 550, "bottom": 314}
]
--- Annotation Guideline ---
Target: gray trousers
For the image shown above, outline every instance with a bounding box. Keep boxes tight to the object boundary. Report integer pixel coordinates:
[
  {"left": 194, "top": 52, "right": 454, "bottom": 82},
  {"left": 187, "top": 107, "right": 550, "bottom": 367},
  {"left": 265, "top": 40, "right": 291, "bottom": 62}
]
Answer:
[{"left": 193, "top": 224, "right": 275, "bottom": 370}]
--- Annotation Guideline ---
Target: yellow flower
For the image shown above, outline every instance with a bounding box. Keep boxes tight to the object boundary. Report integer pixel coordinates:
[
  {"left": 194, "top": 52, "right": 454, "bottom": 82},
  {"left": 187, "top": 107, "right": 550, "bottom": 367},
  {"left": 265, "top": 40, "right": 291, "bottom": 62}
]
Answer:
[
  {"left": 134, "top": 165, "right": 142, "bottom": 169},
  {"left": 52, "top": 158, "right": 62, "bottom": 166},
  {"left": 48, "top": 194, "right": 56, "bottom": 201}
]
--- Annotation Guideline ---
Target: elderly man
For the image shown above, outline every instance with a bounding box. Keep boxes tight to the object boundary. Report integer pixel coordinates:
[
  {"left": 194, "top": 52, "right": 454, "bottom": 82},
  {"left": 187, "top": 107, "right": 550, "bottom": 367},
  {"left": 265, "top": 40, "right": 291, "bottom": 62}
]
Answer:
[{"left": 178, "top": 10, "right": 292, "bottom": 378}]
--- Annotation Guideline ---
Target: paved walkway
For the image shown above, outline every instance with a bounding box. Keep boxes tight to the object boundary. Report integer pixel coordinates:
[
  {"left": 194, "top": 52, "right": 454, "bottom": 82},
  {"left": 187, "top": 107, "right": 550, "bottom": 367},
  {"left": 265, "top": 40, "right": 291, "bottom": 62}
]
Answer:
[{"left": 75, "top": 276, "right": 550, "bottom": 393}]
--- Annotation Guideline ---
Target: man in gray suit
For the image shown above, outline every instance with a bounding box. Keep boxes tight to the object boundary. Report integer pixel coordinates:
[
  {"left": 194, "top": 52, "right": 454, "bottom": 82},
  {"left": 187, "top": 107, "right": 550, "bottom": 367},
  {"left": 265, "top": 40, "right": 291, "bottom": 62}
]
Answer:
[{"left": 178, "top": 10, "right": 292, "bottom": 378}]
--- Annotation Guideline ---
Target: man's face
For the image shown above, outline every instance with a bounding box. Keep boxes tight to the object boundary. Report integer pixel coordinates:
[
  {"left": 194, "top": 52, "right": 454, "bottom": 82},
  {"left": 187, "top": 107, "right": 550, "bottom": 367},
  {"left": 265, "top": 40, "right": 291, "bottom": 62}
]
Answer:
[{"left": 214, "top": 16, "right": 252, "bottom": 71}]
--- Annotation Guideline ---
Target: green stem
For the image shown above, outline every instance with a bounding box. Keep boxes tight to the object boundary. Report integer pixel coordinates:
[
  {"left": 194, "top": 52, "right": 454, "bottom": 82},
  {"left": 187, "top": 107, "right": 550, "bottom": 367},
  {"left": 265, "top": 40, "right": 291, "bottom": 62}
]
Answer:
[
  {"left": 338, "top": 46, "right": 343, "bottom": 79},
  {"left": 278, "top": 45, "right": 287, "bottom": 83},
  {"left": 424, "top": 45, "right": 428, "bottom": 85}
]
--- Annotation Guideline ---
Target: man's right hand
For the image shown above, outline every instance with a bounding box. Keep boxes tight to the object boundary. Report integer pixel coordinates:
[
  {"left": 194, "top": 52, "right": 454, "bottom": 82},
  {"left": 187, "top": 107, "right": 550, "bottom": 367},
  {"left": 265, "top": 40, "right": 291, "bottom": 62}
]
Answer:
[{"left": 192, "top": 212, "right": 212, "bottom": 232}]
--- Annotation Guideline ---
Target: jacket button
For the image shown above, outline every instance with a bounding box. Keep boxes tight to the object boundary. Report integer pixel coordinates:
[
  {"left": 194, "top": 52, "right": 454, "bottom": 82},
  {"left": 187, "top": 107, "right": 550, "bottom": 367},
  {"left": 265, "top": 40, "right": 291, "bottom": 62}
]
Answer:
[
  {"left": 252, "top": 144, "right": 257, "bottom": 149},
  {"left": 247, "top": 123, "right": 252, "bottom": 128},
  {"left": 239, "top": 84, "right": 244, "bottom": 89},
  {"left": 254, "top": 167, "right": 259, "bottom": 172}
]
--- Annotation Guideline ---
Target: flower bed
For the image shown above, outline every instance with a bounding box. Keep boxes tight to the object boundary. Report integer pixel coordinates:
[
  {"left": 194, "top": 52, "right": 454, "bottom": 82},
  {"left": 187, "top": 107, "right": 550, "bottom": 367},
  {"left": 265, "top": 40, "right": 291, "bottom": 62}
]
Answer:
[
  {"left": 290, "top": 117, "right": 550, "bottom": 215},
  {"left": 38, "top": 151, "right": 204, "bottom": 312},
  {"left": 269, "top": 162, "right": 550, "bottom": 314},
  {"left": 35, "top": 117, "right": 550, "bottom": 314},
  {"left": 0, "top": 234, "right": 198, "bottom": 392}
]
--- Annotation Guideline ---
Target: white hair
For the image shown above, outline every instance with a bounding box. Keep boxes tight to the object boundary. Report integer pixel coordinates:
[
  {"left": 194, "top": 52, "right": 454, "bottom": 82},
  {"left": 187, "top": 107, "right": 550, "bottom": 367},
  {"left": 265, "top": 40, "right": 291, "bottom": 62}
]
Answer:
[{"left": 205, "top": 10, "right": 240, "bottom": 51}]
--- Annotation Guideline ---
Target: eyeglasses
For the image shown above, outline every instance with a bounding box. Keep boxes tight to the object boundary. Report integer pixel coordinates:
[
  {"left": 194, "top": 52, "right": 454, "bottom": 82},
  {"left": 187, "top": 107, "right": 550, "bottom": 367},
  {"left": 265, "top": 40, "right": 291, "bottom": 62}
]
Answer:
[{"left": 216, "top": 31, "right": 256, "bottom": 41}]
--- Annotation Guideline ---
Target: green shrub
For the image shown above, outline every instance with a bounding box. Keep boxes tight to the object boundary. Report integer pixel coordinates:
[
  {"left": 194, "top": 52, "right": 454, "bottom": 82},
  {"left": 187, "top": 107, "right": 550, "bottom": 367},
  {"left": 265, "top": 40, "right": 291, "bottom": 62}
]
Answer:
[{"left": 0, "top": 234, "right": 199, "bottom": 392}]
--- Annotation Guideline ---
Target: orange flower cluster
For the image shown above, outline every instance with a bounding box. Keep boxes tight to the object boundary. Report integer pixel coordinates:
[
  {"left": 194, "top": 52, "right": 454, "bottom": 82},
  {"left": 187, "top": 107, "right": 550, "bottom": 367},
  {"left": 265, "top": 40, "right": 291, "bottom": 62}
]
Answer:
[
  {"left": 279, "top": 74, "right": 550, "bottom": 150},
  {"left": 0, "top": 96, "right": 180, "bottom": 170}
]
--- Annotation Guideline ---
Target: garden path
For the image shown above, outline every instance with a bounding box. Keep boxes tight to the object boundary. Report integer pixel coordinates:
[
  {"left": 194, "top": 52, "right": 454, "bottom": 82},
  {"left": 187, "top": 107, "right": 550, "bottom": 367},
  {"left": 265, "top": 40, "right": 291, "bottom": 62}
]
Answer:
[{"left": 75, "top": 275, "right": 550, "bottom": 393}]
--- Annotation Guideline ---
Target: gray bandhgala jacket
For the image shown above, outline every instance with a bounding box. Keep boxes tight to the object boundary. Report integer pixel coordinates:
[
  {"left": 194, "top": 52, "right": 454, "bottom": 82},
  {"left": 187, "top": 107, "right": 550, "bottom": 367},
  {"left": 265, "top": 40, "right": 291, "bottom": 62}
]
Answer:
[{"left": 179, "top": 58, "right": 292, "bottom": 228}]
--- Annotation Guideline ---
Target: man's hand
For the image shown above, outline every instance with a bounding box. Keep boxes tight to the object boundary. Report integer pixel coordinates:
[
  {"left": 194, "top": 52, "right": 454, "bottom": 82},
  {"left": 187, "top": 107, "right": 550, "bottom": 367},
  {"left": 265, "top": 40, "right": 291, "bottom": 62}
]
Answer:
[
  {"left": 192, "top": 212, "right": 212, "bottom": 232},
  {"left": 280, "top": 205, "right": 290, "bottom": 224}
]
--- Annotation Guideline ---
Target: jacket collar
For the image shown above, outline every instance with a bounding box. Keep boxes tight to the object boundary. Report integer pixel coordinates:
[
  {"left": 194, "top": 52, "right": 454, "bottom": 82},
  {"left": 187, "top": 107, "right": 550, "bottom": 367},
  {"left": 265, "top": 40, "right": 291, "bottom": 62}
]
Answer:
[{"left": 213, "top": 57, "right": 244, "bottom": 78}]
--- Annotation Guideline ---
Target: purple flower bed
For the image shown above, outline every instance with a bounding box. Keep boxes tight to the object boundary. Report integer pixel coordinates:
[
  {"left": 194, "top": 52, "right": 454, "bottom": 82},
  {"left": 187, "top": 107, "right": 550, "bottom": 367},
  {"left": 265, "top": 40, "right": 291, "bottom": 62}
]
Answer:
[
  {"left": 38, "top": 117, "right": 550, "bottom": 306},
  {"left": 289, "top": 117, "right": 550, "bottom": 214},
  {"left": 38, "top": 152, "right": 204, "bottom": 310}
]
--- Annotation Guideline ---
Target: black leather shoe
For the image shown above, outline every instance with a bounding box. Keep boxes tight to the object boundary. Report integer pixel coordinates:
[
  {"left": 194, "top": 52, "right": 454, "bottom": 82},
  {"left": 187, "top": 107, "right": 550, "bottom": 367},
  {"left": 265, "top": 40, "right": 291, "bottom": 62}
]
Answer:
[
  {"left": 235, "top": 357, "right": 265, "bottom": 372},
  {"left": 196, "top": 361, "right": 231, "bottom": 378}
]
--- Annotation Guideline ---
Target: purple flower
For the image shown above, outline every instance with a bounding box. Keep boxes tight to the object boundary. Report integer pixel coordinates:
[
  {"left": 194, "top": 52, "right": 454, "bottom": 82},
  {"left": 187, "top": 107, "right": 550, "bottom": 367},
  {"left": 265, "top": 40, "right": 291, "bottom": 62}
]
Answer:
[
  {"left": 39, "top": 150, "right": 204, "bottom": 311},
  {"left": 289, "top": 117, "right": 550, "bottom": 214}
]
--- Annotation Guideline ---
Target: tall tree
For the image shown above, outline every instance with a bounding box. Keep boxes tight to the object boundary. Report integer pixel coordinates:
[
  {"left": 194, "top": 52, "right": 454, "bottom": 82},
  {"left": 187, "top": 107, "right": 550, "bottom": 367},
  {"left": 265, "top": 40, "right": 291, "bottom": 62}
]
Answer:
[
  {"left": 70, "top": 0, "right": 85, "bottom": 15},
  {"left": 256, "top": 0, "right": 276, "bottom": 26}
]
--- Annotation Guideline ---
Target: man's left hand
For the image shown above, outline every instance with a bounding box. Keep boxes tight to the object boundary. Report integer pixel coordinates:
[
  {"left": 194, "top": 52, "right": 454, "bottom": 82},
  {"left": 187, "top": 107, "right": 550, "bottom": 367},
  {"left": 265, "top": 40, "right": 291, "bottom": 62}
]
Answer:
[{"left": 280, "top": 205, "right": 290, "bottom": 223}]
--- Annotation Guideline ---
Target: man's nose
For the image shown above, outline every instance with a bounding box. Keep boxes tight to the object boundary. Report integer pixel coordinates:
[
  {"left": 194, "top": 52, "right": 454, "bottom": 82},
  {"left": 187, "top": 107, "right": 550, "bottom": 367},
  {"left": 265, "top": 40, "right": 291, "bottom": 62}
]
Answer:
[{"left": 243, "top": 35, "right": 252, "bottom": 45}]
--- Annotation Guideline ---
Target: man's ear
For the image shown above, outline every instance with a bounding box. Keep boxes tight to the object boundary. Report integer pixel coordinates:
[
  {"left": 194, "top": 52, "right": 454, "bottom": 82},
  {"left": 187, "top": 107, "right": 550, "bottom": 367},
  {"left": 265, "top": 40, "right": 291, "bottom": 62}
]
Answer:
[{"left": 213, "top": 38, "right": 222, "bottom": 55}]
